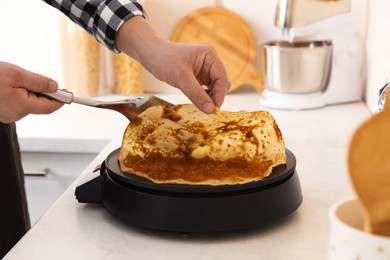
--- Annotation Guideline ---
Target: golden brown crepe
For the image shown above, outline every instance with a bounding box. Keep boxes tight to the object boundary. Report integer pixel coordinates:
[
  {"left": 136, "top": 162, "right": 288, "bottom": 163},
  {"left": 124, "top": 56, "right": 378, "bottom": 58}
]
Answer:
[{"left": 118, "top": 104, "right": 286, "bottom": 185}]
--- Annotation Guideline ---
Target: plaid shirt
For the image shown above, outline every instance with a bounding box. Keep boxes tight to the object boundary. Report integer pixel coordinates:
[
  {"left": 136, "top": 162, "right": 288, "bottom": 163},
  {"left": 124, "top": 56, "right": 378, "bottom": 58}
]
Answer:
[{"left": 42, "top": 0, "right": 146, "bottom": 52}]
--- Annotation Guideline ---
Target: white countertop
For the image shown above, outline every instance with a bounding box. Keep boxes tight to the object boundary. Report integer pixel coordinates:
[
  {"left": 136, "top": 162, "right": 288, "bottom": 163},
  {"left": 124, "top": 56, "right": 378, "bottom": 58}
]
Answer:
[{"left": 5, "top": 91, "right": 372, "bottom": 260}]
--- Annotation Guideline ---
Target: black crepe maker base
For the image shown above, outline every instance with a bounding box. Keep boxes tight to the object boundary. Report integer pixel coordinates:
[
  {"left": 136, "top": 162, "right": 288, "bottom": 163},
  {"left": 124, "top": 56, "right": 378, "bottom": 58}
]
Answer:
[{"left": 75, "top": 148, "right": 302, "bottom": 233}]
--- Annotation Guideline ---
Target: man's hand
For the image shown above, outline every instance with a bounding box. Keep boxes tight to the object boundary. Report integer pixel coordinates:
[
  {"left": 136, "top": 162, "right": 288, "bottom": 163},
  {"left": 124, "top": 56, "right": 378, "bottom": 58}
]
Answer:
[
  {"left": 116, "top": 16, "right": 231, "bottom": 113},
  {"left": 0, "top": 62, "right": 63, "bottom": 123}
]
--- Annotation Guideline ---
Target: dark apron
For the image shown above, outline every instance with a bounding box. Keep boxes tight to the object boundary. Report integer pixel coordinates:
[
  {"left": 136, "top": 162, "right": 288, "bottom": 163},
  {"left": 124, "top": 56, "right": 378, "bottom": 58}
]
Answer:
[{"left": 0, "top": 123, "right": 30, "bottom": 258}]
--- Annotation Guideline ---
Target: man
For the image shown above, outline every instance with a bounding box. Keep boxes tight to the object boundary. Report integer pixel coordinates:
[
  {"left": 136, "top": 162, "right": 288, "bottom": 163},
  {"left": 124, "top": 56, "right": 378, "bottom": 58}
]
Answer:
[{"left": 0, "top": 0, "right": 230, "bottom": 257}]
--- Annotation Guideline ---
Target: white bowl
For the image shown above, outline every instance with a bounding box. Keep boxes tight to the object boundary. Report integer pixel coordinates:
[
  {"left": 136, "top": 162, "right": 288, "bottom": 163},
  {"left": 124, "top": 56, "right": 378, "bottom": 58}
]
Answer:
[{"left": 328, "top": 197, "right": 390, "bottom": 260}]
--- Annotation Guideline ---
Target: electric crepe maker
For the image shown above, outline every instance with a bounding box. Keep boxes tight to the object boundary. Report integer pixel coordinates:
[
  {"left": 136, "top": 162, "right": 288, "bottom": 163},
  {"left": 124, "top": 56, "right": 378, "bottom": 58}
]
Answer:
[{"left": 75, "top": 148, "right": 302, "bottom": 233}]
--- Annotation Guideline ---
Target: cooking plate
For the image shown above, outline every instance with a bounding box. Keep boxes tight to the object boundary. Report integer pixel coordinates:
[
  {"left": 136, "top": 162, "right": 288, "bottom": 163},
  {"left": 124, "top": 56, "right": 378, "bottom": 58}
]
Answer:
[{"left": 106, "top": 148, "right": 296, "bottom": 195}]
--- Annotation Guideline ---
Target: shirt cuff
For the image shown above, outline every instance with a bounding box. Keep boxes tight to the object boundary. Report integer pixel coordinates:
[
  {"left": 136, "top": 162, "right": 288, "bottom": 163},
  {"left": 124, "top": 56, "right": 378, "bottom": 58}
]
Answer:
[{"left": 94, "top": 0, "right": 147, "bottom": 53}]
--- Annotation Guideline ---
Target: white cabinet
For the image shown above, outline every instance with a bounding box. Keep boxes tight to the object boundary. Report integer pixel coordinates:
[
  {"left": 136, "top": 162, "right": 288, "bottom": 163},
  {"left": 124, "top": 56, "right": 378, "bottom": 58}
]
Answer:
[{"left": 21, "top": 152, "right": 98, "bottom": 225}]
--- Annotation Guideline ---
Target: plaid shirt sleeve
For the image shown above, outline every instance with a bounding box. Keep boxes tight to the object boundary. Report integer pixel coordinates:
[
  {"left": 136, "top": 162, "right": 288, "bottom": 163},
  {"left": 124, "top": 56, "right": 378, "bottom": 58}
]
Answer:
[{"left": 42, "top": 0, "right": 146, "bottom": 53}]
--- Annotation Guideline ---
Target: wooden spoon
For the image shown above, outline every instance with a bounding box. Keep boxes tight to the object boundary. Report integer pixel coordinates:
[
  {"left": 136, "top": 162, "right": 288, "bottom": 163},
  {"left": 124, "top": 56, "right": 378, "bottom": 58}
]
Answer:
[{"left": 348, "top": 108, "right": 390, "bottom": 236}]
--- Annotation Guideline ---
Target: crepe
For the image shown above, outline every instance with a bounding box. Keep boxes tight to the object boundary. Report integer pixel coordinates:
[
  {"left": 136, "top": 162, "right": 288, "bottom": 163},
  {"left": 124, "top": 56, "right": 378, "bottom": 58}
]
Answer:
[{"left": 118, "top": 104, "right": 286, "bottom": 185}]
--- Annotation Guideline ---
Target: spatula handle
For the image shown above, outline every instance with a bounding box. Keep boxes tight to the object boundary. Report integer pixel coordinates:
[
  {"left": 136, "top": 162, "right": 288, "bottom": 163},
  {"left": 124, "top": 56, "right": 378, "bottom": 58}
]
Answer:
[{"left": 39, "top": 89, "right": 74, "bottom": 104}]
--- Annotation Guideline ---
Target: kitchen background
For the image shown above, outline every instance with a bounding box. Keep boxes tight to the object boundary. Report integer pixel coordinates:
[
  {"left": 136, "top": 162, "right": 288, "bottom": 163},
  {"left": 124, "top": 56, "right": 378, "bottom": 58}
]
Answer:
[{"left": 0, "top": 0, "right": 388, "bottom": 224}]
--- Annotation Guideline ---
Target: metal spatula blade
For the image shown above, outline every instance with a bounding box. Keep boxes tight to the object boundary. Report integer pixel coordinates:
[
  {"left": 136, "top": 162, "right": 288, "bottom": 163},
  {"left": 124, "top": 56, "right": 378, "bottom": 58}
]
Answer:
[{"left": 40, "top": 89, "right": 174, "bottom": 121}]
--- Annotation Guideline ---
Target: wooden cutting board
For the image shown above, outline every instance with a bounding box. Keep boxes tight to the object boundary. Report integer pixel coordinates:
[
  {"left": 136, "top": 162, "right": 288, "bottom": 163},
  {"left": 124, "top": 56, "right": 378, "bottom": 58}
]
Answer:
[{"left": 171, "top": 7, "right": 263, "bottom": 93}]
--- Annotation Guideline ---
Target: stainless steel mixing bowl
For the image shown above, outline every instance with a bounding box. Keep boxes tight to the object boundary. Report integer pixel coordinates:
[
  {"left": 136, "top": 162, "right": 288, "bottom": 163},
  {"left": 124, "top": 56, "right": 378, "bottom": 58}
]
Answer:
[{"left": 259, "top": 40, "right": 333, "bottom": 94}]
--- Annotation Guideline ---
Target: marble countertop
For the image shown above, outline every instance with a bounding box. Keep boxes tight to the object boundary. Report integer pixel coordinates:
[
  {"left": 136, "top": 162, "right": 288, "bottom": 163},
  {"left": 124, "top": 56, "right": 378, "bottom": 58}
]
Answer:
[{"left": 5, "top": 92, "right": 372, "bottom": 259}]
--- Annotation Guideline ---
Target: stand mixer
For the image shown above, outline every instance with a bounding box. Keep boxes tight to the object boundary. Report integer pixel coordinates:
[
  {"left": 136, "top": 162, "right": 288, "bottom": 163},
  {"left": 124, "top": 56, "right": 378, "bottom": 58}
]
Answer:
[{"left": 259, "top": 0, "right": 363, "bottom": 110}]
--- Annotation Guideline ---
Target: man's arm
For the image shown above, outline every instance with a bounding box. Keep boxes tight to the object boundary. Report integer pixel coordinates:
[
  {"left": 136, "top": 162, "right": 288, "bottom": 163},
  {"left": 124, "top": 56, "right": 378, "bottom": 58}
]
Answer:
[
  {"left": 42, "top": 0, "right": 146, "bottom": 52},
  {"left": 42, "top": 0, "right": 230, "bottom": 113}
]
